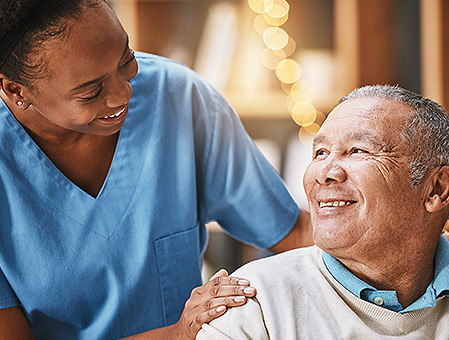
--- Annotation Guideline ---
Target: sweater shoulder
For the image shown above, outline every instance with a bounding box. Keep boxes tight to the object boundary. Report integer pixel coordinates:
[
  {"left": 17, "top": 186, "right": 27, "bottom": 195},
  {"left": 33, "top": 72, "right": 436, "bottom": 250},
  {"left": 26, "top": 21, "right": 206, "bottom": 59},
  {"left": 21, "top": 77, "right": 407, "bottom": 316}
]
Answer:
[{"left": 232, "top": 246, "right": 323, "bottom": 288}]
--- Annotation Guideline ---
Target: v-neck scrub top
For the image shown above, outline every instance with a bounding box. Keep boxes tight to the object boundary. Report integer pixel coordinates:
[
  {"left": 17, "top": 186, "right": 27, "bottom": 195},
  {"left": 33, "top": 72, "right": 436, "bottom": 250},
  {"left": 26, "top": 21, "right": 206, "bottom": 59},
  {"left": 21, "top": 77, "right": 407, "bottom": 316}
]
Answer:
[{"left": 0, "top": 52, "right": 299, "bottom": 339}]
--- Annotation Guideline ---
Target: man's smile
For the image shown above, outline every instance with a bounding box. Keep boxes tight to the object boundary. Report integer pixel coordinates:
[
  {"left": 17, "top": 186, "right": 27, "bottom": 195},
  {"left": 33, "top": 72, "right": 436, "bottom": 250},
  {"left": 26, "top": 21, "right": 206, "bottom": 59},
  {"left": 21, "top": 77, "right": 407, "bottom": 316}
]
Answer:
[{"left": 319, "top": 200, "right": 356, "bottom": 208}]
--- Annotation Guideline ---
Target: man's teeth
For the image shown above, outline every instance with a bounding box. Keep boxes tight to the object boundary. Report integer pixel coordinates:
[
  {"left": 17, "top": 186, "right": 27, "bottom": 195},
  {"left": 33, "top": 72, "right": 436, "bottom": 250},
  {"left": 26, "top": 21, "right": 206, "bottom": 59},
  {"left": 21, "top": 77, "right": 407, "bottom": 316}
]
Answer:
[
  {"left": 103, "top": 108, "right": 125, "bottom": 119},
  {"left": 319, "top": 201, "right": 353, "bottom": 208}
]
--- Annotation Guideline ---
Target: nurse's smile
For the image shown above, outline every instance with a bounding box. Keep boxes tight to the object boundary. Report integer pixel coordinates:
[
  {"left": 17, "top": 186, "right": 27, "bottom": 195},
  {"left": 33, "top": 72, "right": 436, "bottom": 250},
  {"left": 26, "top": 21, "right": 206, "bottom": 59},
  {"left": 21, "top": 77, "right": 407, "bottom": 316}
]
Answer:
[{"left": 97, "top": 105, "right": 129, "bottom": 125}]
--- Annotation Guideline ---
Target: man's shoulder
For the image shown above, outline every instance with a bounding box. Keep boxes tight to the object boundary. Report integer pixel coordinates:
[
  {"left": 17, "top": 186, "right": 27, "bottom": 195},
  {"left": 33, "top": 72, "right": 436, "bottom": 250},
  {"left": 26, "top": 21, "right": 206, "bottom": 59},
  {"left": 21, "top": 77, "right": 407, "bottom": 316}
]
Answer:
[{"left": 232, "top": 246, "right": 323, "bottom": 289}]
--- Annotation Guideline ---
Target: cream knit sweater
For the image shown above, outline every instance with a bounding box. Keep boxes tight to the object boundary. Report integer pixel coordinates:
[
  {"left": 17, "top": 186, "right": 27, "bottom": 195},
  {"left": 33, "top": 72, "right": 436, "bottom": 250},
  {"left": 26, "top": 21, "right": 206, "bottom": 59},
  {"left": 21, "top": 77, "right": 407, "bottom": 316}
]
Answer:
[{"left": 196, "top": 246, "right": 449, "bottom": 340}]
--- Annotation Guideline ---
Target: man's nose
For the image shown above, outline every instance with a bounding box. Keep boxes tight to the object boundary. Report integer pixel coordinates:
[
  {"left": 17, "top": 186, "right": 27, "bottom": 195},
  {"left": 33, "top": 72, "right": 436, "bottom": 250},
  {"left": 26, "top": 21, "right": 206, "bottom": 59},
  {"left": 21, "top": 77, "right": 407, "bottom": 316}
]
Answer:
[{"left": 315, "top": 155, "right": 347, "bottom": 185}]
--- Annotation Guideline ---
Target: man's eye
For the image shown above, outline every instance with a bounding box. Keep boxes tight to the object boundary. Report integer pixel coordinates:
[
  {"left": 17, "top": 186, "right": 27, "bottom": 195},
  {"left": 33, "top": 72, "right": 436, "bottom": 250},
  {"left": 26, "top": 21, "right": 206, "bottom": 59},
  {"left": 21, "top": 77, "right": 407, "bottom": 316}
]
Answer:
[
  {"left": 314, "top": 149, "right": 329, "bottom": 159},
  {"left": 350, "top": 148, "right": 368, "bottom": 154}
]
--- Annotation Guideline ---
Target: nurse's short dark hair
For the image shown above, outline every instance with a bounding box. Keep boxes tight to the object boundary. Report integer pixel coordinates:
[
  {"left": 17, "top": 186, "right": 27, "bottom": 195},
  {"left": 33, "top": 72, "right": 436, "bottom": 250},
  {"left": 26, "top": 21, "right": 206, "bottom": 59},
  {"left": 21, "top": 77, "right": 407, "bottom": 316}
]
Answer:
[
  {"left": 340, "top": 84, "right": 449, "bottom": 189},
  {"left": 0, "top": 0, "right": 106, "bottom": 88}
]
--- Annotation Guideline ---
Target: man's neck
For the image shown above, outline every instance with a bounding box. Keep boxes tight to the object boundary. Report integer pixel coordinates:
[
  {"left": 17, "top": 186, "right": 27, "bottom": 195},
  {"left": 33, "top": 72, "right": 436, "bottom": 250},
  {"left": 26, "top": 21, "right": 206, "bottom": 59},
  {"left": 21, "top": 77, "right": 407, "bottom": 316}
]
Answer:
[{"left": 335, "top": 236, "right": 439, "bottom": 309}]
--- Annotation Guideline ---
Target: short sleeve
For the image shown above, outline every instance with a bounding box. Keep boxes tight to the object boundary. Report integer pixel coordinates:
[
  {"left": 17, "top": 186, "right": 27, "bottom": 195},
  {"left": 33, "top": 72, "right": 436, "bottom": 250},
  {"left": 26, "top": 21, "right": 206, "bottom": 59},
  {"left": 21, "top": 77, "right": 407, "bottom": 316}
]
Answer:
[
  {"left": 0, "top": 268, "right": 19, "bottom": 309},
  {"left": 194, "top": 83, "right": 299, "bottom": 249}
]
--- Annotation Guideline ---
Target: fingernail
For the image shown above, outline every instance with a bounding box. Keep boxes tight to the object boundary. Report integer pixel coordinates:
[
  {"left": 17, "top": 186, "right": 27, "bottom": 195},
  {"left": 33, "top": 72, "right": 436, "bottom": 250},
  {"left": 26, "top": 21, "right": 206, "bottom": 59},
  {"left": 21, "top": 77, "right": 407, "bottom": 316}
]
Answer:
[
  {"left": 234, "top": 296, "right": 246, "bottom": 302},
  {"left": 210, "top": 269, "right": 228, "bottom": 281},
  {"left": 216, "top": 306, "right": 226, "bottom": 313},
  {"left": 238, "top": 279, "right": 249, "bottom": 286},
  {"left": 244, "top": 287, "right": 255, "bottom": 294}
]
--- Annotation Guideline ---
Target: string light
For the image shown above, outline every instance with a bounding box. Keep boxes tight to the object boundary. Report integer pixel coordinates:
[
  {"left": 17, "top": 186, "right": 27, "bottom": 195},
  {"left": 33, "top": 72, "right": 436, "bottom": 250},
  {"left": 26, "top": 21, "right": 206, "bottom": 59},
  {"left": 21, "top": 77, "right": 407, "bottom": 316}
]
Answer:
[{"left": 248, "top": 0, "right": 322, "bottom": 145}]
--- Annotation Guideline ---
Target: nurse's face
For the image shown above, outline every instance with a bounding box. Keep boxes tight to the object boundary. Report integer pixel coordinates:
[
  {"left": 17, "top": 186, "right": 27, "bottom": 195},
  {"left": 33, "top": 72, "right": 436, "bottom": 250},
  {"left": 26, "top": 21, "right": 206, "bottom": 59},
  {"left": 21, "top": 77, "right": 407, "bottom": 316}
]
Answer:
[{"left": 22, "top": 2, "right": 138, "bottom": 137}]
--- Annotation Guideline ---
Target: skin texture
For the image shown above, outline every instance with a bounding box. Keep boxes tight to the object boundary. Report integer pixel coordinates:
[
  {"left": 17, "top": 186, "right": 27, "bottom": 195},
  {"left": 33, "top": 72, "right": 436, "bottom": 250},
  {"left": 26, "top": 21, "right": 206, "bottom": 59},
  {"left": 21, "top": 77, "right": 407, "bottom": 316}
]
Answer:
[
  {"left": 303, "top": 97, "right": 449, "bottom": 309},
  {"left": 269, "top": 209, "right": 313, "bottom": 253},
  {"left": 0, "top": 2, "right": 311, "bottom": 339},
  {"left": 1, "top": 2, "right": 138, "bottom": 197}
]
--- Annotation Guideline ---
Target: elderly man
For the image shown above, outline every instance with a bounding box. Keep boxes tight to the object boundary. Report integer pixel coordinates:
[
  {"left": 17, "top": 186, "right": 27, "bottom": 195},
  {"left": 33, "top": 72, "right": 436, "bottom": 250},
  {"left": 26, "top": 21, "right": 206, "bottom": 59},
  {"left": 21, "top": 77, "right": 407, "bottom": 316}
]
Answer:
[{"left": 196, "top": 85, "right": 449, "bottom": 339}]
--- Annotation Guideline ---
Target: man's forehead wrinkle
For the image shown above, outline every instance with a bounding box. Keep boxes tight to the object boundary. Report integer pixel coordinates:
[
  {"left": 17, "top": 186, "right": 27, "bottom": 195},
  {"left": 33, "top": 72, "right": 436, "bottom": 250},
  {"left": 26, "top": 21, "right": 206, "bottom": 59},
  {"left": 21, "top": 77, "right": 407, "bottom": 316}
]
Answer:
[
  {"left": 312, "top": 126, "right": 397, "bottom": 154},
  {"left": 312, "top": 135, "right": 328, "bottom": 149}
]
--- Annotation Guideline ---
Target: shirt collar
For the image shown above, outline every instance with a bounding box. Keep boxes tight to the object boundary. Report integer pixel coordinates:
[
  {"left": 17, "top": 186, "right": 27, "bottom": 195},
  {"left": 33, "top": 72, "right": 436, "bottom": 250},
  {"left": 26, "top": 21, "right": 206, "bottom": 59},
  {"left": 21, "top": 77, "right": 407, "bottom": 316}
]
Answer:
[
  {"left": 432, "top": 235, "right": 449, "bottom": 297},
  {"left": 322, "top": 235, "right": 449, "bottom": 312}
]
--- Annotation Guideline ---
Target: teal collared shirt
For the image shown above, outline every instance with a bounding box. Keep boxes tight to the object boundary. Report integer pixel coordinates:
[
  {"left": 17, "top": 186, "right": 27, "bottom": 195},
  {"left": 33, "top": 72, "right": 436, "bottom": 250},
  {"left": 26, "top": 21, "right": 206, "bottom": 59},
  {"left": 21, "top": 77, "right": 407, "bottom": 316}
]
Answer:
[{"left": 323, "top": 235, "right": 449, "bottom": 313}]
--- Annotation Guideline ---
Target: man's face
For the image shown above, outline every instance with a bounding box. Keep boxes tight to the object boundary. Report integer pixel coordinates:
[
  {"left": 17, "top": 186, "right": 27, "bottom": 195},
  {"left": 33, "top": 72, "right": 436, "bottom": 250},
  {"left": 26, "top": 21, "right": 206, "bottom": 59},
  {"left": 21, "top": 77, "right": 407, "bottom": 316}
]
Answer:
[{"left": 303, "top": 97, "right": 428, "bottom": 260}]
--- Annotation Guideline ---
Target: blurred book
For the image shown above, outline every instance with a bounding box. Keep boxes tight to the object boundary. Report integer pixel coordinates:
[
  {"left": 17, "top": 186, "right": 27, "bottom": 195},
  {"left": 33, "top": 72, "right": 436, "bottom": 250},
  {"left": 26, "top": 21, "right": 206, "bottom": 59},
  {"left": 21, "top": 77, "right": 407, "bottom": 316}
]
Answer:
[{"left": 194, "top": 1, "right": 239, "bottom": 92}]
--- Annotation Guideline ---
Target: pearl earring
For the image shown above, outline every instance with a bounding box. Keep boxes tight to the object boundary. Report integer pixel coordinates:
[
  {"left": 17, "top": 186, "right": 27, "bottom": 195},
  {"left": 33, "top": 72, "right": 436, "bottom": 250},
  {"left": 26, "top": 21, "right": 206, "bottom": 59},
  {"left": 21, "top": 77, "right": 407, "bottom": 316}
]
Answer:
[{"left": 17, "top": 100, "right": 24, "bottom": 106}]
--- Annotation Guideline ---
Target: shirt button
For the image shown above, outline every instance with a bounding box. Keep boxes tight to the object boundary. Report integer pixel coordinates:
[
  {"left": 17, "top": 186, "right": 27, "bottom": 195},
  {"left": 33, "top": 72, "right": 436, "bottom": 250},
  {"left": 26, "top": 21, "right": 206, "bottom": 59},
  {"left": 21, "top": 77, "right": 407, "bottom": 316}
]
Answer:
[{"left": 373, "top": 297, "right": 384, "bottom": 306}]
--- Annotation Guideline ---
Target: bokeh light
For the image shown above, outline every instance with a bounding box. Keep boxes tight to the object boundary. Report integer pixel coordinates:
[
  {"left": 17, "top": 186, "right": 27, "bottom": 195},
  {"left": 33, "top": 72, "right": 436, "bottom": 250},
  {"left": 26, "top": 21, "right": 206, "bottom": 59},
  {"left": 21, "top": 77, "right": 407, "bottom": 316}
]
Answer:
[
  {"left": 289, "top": 81, "right": 315, "bottom": 103},
  {"left": 248, "top": 0, "right": 266, "bottom": 14},
  {"left": 282, "top": 36, "right": 296, "bottom": 57},
  {"left": 299, "top": 123, "right": 321, "bottom": 147},
  {"left": 248, "top": 0, "right": 325, "bottom": 147},
  {"left": 263, "top": 11, "right": 288, "bottom": 26},
  {"left": 314, "top": 110, "right": 327, "bottom": 126},
  {"left": 275, "top": 59, "right": 303, "bottom": 83},
  {"left": 291, "top": 102, "right": 317, "bottom": 126},
  {"left": 254, "top": 14, "right": 270, "bottom": 34},
  {"left": 261, "top": 48, "right": 287, "bottom": 70},
  {"left": 264, "top": 0, "right": 290, "bottom": 18},
  {"left": 263, "top": 27, "right": 289, "bottom": 50}
]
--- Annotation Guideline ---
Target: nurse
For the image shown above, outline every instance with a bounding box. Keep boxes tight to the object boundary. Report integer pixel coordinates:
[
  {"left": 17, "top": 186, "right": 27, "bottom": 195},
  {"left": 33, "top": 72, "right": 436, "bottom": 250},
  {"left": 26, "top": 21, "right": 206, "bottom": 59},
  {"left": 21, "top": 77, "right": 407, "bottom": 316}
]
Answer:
[{"left": 0, "top": 0, "right": 311, "bottom": 339}]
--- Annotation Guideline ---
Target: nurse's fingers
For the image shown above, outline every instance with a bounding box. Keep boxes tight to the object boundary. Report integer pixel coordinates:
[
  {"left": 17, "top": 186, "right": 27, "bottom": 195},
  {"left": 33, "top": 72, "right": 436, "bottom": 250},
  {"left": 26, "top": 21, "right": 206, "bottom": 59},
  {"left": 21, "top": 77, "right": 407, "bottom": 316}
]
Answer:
[
  {"left": 198, "top": 295, "right": 250, "bottom": 311},
  {"left": 175, "top": 269, "right": 256, "bottom": 339},
  {"left": 179, "top": 295, "right": 251, "bottom": 339},
  {"left": 176, "top": 302, "right": 229, "bottom": 339},
  {"left": 191, "top": 269, "right": 253, "bottom": 297}
]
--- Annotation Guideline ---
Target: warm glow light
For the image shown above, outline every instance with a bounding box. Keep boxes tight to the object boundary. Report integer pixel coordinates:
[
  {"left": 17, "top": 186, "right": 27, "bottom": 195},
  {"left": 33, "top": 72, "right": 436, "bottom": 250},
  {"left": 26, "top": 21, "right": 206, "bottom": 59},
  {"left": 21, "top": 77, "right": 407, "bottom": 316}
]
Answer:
[
  {"left": 263, "top": 27, "right": 289, "bottom": 50},
  {"left": 291, "top": 101, "right": 316, "bottom": 126},
  {"left": 249, "top": 0, "right": 322, "bottom": 144},
  {"left": 299, "top": 123, "right": 321, "bottom": 147},
  {"left": 286, "top": 93, "right": 296, "bottom": 111},
  {"left": 282, "top": 36, "right": 296, "bottom": 57},
  {"left": 263, "top": 11, "right": 288, "bottom": 26},
  {"left": 264, "top": 0, "right": 290, "bottom": 18},
  {"left": 261, "top": 48, "right": 286, "bottom": 70},
  {"left": 314, "top": 110, "right": 327, "bottom": 126},
  {"left": 254, "top": 14, "right": 270, "bottom": 34},
  {"left": 248, "top": 0, "right": 265, "bottom": 13},
  {"left": 289, "top": 81, "right": 315, "bottom": 103},
  {"left": 275, "top": 58, "right": 302, "bottom": 83}
]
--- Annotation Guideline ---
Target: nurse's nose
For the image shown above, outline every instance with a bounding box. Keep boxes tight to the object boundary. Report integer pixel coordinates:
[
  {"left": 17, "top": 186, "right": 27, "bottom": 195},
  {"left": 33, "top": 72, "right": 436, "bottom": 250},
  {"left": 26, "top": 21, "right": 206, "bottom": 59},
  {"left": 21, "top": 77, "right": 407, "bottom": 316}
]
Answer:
[
  {"left": 104, "top": 78, "right": 133, "bottom": 108},
  {"left": 315, "top": 155, "right": 347, "bottom": 185}
]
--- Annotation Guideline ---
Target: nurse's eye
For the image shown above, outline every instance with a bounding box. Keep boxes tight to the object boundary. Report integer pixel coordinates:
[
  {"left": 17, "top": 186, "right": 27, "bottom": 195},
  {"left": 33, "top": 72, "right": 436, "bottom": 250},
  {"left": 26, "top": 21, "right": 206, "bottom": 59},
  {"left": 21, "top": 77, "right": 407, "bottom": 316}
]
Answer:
[
  {"left": 79, "top": 84, "right": 103, "bottom": 102},
  {"left": 120, "top": 50, "right": 136, "bottom": 68}
]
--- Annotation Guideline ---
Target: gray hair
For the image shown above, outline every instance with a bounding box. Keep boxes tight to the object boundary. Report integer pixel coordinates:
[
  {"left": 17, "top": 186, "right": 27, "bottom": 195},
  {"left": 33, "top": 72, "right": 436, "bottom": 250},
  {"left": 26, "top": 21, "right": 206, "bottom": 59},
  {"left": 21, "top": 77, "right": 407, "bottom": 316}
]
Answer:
[{"left": 340, "top": 84, "right": 449, "bottom": 188}]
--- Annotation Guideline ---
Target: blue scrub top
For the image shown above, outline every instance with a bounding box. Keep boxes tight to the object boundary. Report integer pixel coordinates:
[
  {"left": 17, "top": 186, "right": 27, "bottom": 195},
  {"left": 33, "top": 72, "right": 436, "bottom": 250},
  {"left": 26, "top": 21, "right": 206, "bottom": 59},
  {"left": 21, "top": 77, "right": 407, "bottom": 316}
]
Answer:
[{"left": 0, "top": 52, "right": 299, "bottom": 339}]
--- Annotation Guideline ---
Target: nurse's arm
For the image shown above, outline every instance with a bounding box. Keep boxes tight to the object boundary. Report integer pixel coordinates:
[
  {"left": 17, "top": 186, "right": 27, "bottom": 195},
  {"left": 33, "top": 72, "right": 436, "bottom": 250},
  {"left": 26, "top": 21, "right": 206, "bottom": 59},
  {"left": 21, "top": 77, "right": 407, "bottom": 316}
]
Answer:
[
  {"left": 268, "top": 210, "right": 313, "bottom": 254},
  {"left": 121, "top": 269, "right": 256, "bottom": 340},
  {"left": 0, "top": 306, "right": 35, "bottom": 339}
]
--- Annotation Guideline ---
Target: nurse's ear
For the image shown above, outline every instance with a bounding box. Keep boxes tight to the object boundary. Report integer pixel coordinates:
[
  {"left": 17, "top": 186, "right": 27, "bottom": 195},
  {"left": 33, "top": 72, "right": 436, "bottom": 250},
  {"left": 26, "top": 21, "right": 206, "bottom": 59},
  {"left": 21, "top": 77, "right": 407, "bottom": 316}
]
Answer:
[{"left": 0, "top": 75, "right": 30, "bottom": 110}]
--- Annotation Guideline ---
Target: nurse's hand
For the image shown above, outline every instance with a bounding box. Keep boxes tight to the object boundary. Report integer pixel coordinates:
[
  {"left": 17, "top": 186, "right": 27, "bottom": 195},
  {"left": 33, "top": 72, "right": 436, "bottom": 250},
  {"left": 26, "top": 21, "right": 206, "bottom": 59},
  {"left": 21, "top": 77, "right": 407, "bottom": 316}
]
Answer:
[{"left": 174, "top": 269, "right": 256, "bottom": 340}]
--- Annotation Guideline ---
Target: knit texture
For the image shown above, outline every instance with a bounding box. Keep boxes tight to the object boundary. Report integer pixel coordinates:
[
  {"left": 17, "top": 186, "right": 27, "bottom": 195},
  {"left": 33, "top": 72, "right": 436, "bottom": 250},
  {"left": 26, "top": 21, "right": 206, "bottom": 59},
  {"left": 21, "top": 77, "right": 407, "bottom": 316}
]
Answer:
[{"left": 197, "top": 246, "right": 449, "bottom": 340}]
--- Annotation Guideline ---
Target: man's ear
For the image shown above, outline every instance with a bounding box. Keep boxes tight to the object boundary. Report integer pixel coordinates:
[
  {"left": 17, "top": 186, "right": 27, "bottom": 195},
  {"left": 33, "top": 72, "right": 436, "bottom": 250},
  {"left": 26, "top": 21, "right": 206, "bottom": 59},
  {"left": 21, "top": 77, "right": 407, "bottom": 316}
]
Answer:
[
  {"left": 425, "top": 166, "right": 449, "bottom": 213},
  {"left": 0, "top": 76, "right": 29, "bottom": 109}
]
